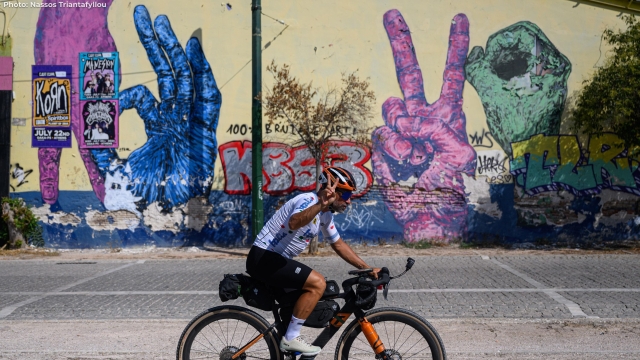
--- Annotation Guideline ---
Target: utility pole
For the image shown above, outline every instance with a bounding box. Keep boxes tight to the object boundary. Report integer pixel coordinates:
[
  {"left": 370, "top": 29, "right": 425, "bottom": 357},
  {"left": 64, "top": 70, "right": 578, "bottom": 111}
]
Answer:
[
  {"left": 251, "top": 0, "right": 263, "bottom": 240},
  {"left": 0, "top": 57, "right": 12, "bottom": 198}
]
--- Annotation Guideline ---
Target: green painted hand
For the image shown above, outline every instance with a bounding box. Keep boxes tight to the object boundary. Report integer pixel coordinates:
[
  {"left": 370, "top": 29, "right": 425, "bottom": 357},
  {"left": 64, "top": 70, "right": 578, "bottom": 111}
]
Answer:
[{"left": 464, "top": 21, "right": 571, "bottom": 155}]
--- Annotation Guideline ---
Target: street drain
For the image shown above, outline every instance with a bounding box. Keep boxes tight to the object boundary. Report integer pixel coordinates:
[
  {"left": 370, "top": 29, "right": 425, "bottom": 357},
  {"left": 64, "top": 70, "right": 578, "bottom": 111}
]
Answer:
[{"left": 55, "top": 262, "right": 98, "bottom": 265}]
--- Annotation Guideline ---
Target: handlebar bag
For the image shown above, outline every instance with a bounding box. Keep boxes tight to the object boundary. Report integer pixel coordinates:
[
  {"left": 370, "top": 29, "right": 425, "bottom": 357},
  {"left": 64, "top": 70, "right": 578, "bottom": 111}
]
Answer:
[
  {"left": 279, "top": 300, "right": 340, "bottom": 328},
  {"left": 356, "top": 283, "right": 377, "bottom": 310}
]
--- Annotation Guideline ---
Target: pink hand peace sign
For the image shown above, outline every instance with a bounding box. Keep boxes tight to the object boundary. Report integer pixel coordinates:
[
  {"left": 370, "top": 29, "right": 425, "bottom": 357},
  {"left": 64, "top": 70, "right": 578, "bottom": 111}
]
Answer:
[{"left": 371, "top": 10, "right": 477, "bottom": 241}]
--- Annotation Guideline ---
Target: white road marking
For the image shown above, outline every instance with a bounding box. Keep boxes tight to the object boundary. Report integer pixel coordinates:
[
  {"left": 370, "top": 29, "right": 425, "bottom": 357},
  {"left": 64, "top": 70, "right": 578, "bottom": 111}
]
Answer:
[
  {"left": 0, "top": 262, "right": 141, "bottom": 319},
  {"left": 489, "top": 258, "right": 593, "bottom": 318},
  {"left": 1, "top": 288, "right": 638, "bottom": 296}
]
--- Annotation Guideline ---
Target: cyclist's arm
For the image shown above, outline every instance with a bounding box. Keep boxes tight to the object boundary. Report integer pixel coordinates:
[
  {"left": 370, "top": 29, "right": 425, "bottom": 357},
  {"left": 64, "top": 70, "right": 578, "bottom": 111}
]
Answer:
[
  {"left": 289, "top": 188, "right": 337, "bottom": 230},
  {"left": 331, "top": 239, "right": 381, "bottom": 279},
  {"left": 288, "top": 202, "right": 323, "bottom": 230}
]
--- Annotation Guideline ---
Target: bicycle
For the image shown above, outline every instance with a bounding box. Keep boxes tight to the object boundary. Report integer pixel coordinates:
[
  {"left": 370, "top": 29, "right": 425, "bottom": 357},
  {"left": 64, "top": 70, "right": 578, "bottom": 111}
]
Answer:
[{"left": 176, "top": 257, "right": 446, "bottom": 359}]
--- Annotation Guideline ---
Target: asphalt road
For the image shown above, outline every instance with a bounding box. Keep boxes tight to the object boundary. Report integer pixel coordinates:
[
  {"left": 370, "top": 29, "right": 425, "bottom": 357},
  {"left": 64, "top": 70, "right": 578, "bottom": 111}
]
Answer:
[{"left": 1, "top": 254, "right": 639, "bottom": 359}]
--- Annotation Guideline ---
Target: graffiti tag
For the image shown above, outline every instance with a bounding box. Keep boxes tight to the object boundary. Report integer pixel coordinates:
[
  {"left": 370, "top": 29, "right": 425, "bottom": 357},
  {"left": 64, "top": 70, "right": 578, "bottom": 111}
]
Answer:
[
  {"left": 339, "top": 203, "right": 384, "bottom": 236},
  {"left": 476, "top": 150, "right": 509, "bottom": 176},
  {"left": 511, "top": 133, "right": 640, "bottom": 196},
  {"left": 219, "top": 140, "right": 372, "bottom": 196},
  {"left": 468, "top": 129, "right": 494, "bottom": 148},
  {"left": 226, "top": 124, "right": 251, "bottom": 135},
  {"left": 9, "top": 164, "right": 34, "bottom": 191}
]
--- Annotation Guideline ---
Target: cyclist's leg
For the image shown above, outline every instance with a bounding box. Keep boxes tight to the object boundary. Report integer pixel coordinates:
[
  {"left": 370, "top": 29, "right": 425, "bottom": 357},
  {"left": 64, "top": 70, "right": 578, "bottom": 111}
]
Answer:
[
  {"left": 286, "top": 269, "right": 325, "bottom": 339},
  {"left": 245, "top": 247, "right": 323, "bottom": 355},
  {"left": 292, "top": 269, "right": 325, "bottom": 319}
]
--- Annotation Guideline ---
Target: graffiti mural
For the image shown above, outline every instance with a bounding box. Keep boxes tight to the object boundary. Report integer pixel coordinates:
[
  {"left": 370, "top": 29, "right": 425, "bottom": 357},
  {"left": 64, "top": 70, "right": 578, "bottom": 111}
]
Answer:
[
  {"left": 10, "top": 2, "right": 640, "bottom": 248},
  {"left": 511, "top": 133, "right": 640, "bottom": 196},
  {"left": 465, "top": 21, "right": 571, "bottom": 156},
  {"left": 35, "top": 2, "right": 220, "bottom": 213},
  {"left": 371, "top": 10, "right": 477, "bottom": 241},
  {"left": 219, "top": 140, "right": 373, "bottom": 196}
]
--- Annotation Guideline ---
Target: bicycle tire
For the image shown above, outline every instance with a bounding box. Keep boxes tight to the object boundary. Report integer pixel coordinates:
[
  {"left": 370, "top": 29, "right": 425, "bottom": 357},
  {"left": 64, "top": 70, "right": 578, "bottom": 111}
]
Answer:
[
  {"left": 176, "top": 305, "right": 281, "bottom": 360},
  {"left": 334, "top": 307, "right": 446, "bottom": 360}
]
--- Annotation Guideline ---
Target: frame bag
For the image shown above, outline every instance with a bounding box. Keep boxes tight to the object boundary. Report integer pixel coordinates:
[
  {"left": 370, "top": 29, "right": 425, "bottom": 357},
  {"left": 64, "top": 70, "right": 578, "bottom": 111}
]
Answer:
[{"left": 280, "top": 300, "right": 340, "bottom": 328}]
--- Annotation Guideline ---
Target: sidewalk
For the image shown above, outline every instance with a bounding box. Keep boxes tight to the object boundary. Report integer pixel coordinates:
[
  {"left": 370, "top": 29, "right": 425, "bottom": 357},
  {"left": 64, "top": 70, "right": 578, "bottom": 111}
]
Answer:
[
  {"left": 2, "top": 242, "right": 639, "bottom": 261},
  {"left": 1, "top": 318, "right": 639, "bottom": 359}
]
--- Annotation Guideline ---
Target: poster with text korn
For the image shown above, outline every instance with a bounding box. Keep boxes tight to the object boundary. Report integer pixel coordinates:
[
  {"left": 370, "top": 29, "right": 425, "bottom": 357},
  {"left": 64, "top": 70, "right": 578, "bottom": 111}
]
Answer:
[
  {"left": 79, "top": 100, "right": 119, "bottom": 148},
  {"left": 79, "top": 52, "right": 119, "bottom": 100},
  {"left": 31, "top": 65, "right": 72, "bottom": 148}
]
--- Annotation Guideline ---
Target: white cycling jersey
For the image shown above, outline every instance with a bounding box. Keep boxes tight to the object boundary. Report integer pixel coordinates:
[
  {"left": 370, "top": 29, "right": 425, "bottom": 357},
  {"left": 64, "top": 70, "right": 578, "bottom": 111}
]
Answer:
[{"left": 253, "top": 192, "right": 341, "bottom": 259}]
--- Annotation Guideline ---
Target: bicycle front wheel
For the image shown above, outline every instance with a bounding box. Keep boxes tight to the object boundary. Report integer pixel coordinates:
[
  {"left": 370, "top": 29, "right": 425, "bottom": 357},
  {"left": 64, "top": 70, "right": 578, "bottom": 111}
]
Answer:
[
  {"left": 335, "top": 307, "right": 446, "bottom": 360},
  {"left": 176, "top": 305, "right": 281, "bottom": 360}
]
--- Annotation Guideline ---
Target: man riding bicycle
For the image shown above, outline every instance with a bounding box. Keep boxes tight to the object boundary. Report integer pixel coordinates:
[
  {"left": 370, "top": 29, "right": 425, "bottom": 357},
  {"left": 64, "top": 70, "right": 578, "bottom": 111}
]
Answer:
[{"left": 246, "top": 166, "right": 380, "bottom": 357}]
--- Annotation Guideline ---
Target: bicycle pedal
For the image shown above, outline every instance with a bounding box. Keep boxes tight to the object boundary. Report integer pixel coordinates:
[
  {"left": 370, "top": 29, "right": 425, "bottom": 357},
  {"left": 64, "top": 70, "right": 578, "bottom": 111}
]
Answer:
[{"left": 299, "top": 356, "right": 317, "bottom": 360}]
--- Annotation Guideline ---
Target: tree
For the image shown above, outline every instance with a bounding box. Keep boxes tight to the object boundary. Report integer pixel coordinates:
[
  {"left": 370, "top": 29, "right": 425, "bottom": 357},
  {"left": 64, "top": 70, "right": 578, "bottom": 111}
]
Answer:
[
  {"left": 262, "top": 62, "right": 376, "bottom": 253},
  {"left": 570, "top": 15, "right": 640, "bottom": 149}
]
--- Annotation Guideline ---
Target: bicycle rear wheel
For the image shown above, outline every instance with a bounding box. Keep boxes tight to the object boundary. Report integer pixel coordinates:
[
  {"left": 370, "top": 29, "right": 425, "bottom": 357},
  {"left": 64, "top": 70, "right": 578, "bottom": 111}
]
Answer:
[
  {"left": 176, "top": 305, "right": 281, "bottom": 360},
  {"left": 335, "top": 307, "right": 446, "bottom": 360}
]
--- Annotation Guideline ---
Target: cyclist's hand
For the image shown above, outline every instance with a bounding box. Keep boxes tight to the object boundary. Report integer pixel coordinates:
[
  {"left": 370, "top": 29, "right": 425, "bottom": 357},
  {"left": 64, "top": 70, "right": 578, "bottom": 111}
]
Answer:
[
  {"left": 317, "top": 175, "right": 338, "bottom": 208},
  {"left": 369, "top": 267, "right": 382, "bottom": 280}
]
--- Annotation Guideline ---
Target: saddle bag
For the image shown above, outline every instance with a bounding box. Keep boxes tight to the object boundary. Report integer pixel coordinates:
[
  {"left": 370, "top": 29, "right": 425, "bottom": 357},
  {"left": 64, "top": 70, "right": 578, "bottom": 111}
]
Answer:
[
  {"left": 218, "top": 274, "right": 242, "bottom": 301},
  {"left": 218, "top": 273, "right": 274, "bottom": 311},
  {"left": 279, "top": 300, "right": 341, "bottom": 328}
]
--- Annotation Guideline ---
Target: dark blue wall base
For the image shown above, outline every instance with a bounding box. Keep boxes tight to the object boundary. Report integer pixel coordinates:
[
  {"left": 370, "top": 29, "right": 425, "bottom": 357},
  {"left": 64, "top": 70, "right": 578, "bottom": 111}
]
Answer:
[{"left": 12, "top": 184, "right": 640, "bottom": 249}]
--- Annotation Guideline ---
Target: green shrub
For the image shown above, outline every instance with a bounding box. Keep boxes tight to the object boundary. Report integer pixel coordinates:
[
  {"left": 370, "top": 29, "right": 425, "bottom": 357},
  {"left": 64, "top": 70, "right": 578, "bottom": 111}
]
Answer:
[{"left": 0, "top": 197, "right": 44, "bottom": 248}]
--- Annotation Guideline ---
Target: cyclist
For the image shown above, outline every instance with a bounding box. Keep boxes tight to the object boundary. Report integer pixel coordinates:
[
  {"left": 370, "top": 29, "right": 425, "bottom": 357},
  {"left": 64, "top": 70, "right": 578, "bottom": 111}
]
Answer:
[{"left": 246, "top": 166, "right": 380, "bottom": 356}]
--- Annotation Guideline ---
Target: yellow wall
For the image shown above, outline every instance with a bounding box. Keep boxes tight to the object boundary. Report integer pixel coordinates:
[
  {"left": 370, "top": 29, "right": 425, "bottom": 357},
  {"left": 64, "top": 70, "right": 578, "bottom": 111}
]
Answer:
[{"left": 6, "top": 0, "right": 621, "bottom": 192}]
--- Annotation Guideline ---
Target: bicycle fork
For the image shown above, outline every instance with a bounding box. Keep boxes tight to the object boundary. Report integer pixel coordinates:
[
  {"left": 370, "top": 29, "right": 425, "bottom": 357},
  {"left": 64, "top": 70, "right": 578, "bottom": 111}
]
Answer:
[{"left": 359, "top": 317, "right": 387, "bottom": 356}]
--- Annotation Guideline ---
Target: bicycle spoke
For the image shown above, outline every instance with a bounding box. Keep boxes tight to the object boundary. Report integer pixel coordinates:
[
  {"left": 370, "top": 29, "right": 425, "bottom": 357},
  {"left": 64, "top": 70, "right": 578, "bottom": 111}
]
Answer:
[
  {"left": 403, "top": 344, "right": 433, "bottom": 359},
  {"left": 394, "top": 322, "right": 408, "bottom": 349},
  {"left": 349, "top": 336, "right": 375, "bottom": 358},
  {"left": 217, "top": 318, "right": 228, "bottom": 345},
  {"left": 402, "top": 329, "right": 416, "bottom": 358},
  {"left": 206, "top": 322, "right": 228, "bottom": 348},
  {"left": 395, "top": 327, "right": 417, "bottom": 351},
  {"left": 393, "top": 320, "right": 396, "bottom": 350},
  {"left": 231, "top": 317, "right": 240, "bottom": 345},
  {"left": 352, "top": 335, "right": 372, "bottom": 352},
  {"left": 382, "top": 321, "right": 391, "bottom": 349},
  {"left": 194, "top": 334, "right": 218, "bottom": 354},
  {"left": 239, "top": 320, "right": 250, "bottom": 347}
]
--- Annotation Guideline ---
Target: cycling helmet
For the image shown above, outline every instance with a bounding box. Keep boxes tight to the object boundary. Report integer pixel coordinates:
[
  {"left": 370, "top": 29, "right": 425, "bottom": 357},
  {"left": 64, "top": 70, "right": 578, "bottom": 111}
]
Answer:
[{"left": 318, "top": 166, "right": 357, "bottom": 192}]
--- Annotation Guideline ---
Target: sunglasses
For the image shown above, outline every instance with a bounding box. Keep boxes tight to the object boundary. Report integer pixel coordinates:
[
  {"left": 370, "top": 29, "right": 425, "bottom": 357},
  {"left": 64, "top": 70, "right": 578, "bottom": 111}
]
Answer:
[{"left": 338, "top": 191, "right": 352, "bottom": 201}]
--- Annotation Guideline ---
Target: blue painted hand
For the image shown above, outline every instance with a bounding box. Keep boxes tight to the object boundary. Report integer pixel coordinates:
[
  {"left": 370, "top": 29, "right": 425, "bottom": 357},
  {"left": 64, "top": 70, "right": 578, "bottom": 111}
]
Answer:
[{"left": 91, "top": 5, "right": 221, "bottom": 213}]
